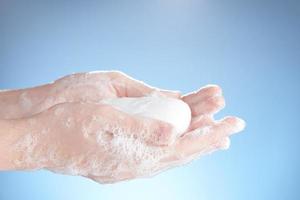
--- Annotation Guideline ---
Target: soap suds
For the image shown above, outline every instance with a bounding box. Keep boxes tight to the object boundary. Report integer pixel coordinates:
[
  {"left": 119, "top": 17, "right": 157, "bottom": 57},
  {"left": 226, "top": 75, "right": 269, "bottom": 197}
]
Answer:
[
  {"left": 13, "top": 132, "right": 40, "bottom": 169},
  {"left": 44, "top": 119, "right": 173, "bottom": 183},
  {"left": 19, "top": 92, "right": 33, "bottom": 111},
  {"left": 65, "top": 117, "right": 72, "bottom": 128}
]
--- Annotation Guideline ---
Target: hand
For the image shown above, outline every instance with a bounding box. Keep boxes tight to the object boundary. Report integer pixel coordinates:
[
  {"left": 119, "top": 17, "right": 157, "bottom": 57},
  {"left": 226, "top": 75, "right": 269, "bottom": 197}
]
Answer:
[
  {"left": 11, "top": 102, "right": 177, "bottom": 182},
  {"left": 0, "top": 72, "right": 245, "bottom": 184},
  {"left": 0, "top": 71, "right": 180, "bottom": 119},
  {"left": 52, "top": 71, "right": 181, "bottom": 101},
  {"left": 10, "top": 85, "right": 244, "bottom": 184}
]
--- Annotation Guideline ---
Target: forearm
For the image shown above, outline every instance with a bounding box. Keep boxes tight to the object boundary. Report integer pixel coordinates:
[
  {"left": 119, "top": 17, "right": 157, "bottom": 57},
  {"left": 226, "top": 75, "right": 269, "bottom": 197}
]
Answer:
[
  {"left": 0, "top": 116, "right": 50, "bottom": 171},
  {"left": 0, "top": 119, "right": 29, "bottom": 170},
  {"left": 0, "top": 83, "right": 54, "bottom": 119}
]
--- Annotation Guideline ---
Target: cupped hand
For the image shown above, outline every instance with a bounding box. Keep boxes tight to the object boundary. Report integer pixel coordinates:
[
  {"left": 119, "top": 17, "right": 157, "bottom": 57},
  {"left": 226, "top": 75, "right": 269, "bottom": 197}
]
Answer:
[
  {"left": 53, "top": 71, "right": 181, "bottom": 101},
  {"left": 42, "top": 71, "right": 180, "bottom": 116},
  {"left": 13, "top": 102, "right": 176, "bottom": 183},
  {"left": 1, "top": 71, "right": 180, "bottom": 119},
  {"left": 13, "top": 84, "right": 245, "bottom": 184},
  {"left": 4, "top": 72, "right": 245, "bottom": 184}
]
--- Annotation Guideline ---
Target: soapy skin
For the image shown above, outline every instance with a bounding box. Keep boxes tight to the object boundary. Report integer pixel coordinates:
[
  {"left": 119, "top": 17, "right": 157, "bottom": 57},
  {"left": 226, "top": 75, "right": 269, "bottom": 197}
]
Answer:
[{"left": 0, "top": 71, "right": 245, "bottom": 184}]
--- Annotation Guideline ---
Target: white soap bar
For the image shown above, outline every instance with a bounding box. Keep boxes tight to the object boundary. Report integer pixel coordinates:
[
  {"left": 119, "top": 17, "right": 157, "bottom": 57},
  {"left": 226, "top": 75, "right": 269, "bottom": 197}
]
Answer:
[{"left": 100, "top": 93, "right": 191, "bottom": 136}]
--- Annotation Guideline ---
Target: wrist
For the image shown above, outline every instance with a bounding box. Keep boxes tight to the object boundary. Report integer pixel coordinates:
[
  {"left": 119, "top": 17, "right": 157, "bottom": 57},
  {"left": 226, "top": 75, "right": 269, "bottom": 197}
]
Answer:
[{"left": 0, "top": 83, "right": 55, "bottom": 119}]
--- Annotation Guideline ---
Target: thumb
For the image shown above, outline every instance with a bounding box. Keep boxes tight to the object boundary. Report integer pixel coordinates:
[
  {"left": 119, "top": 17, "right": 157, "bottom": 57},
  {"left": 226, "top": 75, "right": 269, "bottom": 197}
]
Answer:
[{"left": 108, "top": 71, "right": 181, "bottom": 99}]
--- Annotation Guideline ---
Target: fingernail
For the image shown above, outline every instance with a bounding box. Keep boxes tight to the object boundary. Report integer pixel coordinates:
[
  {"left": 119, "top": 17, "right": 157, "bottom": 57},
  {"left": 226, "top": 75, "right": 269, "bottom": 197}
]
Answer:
[{"left": 234, "top": 118, "right": 246, "bottom": 133}]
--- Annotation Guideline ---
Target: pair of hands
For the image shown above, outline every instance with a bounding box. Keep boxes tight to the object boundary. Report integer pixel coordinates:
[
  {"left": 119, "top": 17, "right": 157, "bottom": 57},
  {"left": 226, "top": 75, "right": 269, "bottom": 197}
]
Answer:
[{"left": 2, "top": 71, "right": 245, "bottom": 184}]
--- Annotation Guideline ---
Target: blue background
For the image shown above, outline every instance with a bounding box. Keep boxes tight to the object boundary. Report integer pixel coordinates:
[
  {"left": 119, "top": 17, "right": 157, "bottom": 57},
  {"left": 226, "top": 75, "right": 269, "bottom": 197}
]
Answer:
[{"left": 0, "top": 0, "right": 299, "bottom": 199}]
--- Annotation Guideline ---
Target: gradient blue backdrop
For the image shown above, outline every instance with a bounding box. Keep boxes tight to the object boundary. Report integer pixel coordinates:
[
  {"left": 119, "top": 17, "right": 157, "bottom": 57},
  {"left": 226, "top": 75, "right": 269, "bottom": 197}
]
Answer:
[{"left": 0, "top": 0, "right": 299, "bottom": 199}]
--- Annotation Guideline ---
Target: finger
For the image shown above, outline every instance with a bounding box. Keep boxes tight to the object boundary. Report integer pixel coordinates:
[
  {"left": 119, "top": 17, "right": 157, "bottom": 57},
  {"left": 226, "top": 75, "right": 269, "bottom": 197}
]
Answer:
[
  {"left": 186, "top": 115, "right": 214, "bottom": 132},
  {"left": 167, "top": 116, "right": 245, "bottom": 161},
  {"left": 215, "top": 116, "right": 246, "bottom": 136},
  {"left": 182, "top": 85, "right": 222, "bottom": 106},
  {"left": 191, "top": 95, "right": 225, "bottom": 116},
  {"left": 108, "top": 71, "right": 180, "bottom": 98}
]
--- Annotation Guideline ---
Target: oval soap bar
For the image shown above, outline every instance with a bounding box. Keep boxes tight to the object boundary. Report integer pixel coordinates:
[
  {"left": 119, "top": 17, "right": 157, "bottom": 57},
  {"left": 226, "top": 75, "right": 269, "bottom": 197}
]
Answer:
[{"left": 100, "top": 93, "right": 191, "bottom": 136}]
